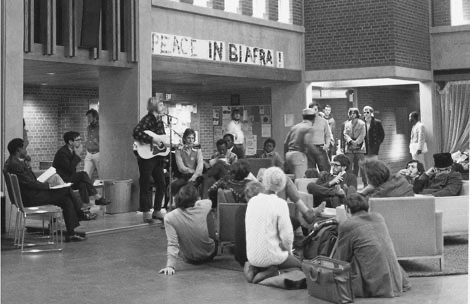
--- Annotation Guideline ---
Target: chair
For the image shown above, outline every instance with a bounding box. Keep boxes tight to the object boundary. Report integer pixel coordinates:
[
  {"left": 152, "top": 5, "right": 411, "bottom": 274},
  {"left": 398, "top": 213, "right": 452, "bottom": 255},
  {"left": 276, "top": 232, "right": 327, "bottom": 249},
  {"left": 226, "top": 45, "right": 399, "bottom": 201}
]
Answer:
[
  {"left": 217, "top": 189, "right": 243, "bottom": 255},
  {"left": 369, "top": 196, "right": 444, "bottom": 270},
  {"left": 4, "top": 171, "right": 63, "bottom": 253},
  {"left": 242, "top": 158, "right": 272, "bottom": 177},
  {"left": 295, "top": 178, "right": 318, "bottom": 192},
  {"left": 3, "top": 169, "right": 20, "bottom": 240}
]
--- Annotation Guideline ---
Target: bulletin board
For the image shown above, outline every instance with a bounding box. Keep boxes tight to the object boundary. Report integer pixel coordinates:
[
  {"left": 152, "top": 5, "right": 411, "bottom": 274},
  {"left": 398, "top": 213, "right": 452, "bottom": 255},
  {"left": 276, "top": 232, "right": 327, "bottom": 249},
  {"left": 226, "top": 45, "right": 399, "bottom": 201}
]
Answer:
[{"left": 212, "top": 105, "right": 272, "bottom": 155}]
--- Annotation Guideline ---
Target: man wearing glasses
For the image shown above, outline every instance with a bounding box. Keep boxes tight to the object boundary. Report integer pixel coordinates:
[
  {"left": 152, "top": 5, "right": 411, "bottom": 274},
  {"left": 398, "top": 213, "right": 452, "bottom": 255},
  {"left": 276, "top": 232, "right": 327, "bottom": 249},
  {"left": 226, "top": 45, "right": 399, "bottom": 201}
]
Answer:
[
  {"left": 362, "top": 106, "right": 384, "bottom": 185},
  {"left": 306, "top": 154, "right": 357, "bottom": 208},
  {"left": 53, "top": 131, "right": 111, "bottom": 207},
  {"left": 414, "top": 153, "right": 463, "bottom": 196}
]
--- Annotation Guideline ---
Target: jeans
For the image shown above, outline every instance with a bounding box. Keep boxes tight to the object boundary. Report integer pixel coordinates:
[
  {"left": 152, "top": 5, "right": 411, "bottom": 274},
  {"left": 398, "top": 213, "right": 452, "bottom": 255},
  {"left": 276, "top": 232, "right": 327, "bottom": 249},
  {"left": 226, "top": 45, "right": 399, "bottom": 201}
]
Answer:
[
  {"left": 345, "top": 153, "right": 365, "bottom": 185},
  {"left": 84, "top": 151, "right": 100, "bottom": 179},
  {"left": 70, "top": 171, "right": 97, "bottom": 204},
  {"left": 286, "top": 151, "right": 308, "bottom": 179},
  {"left": 307, "top": 145, "right": 331, "bottom": 173},
  {"left": 137, "top": 156, "right": 165, "bottom": 212}
]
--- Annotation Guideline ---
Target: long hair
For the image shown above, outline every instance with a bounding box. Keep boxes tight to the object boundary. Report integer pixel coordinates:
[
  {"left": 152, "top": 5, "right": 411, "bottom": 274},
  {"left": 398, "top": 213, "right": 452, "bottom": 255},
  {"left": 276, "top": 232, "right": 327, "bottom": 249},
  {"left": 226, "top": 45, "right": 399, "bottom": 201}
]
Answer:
[
  {"left": 360, "top": 158, "right": 390, "bottom": 187},
  {"left": 182, "top": 128, "right": 196, "bottom": 144},
  {"left": 147, "top": 95, "right": 164, "bottom": 112}
]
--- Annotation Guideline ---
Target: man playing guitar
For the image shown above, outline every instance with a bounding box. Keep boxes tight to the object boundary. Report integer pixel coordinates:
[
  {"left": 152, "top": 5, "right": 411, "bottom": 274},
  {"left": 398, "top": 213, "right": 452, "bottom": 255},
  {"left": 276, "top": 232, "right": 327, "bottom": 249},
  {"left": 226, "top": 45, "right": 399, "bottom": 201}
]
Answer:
[{"left": 133, "top": 96, "right": 170, "bottom": 223}]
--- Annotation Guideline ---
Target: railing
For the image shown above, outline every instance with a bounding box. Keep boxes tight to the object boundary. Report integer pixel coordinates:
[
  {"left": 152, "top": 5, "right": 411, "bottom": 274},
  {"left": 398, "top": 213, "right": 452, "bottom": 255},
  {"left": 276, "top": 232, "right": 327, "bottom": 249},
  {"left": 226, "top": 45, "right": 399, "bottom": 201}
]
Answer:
[{"left": 24, "top": 0, "right": 138, "bottom": 63}]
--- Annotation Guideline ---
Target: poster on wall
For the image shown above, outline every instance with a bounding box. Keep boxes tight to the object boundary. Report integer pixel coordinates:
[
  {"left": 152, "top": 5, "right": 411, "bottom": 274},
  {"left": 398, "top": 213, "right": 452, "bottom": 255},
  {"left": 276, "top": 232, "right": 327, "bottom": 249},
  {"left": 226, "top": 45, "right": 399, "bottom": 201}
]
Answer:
[
  {"left": 245, "top": 135, "right": 257, "bottom": 156},
  {"left": 261, "top": 124, "right": 271, "bottom": 137},
  {"left": 284, "top": 114, "right": 294, "bottom": 127}
]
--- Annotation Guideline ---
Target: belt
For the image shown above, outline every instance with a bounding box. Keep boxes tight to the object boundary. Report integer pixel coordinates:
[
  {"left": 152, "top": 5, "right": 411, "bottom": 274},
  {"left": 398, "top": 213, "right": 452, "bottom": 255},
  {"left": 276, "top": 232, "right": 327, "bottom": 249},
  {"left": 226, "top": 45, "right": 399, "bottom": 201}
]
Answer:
[
  {"left": 88, "top": 151, "right": 99, "bottom": 154},
  {"left": 314, "top": 144, "right": 324, "bottom": 147}
]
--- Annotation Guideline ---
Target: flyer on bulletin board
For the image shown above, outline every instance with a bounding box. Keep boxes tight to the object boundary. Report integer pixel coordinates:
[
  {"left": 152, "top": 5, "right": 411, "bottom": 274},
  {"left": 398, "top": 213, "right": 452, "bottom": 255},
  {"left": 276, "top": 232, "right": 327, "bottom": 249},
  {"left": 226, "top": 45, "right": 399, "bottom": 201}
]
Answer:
[
  {"left": 284, "top": 114, "right": 294, "bottom": 127},
  {"left": 245, "top": 135, "right": 257, "bottom": 156},
  {"left": 261, "top": 124, "right": 271, "bottom": 137}
]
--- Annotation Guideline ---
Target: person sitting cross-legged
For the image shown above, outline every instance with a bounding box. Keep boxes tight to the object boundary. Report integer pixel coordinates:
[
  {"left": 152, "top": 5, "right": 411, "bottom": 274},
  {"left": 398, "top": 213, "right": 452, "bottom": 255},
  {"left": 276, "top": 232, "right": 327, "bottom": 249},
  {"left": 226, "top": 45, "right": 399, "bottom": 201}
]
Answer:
[
  {"left": 159, "top": 184, "right": 217, "bottom": 275},
  {"left": 244, "top": 167, "right": 302, "bottom": 283},
  {"left": 53, "top": 131, "right": 111, "bottom": 206},
  {"left": 414, "top": 152, "right": 463, "bottom": 196},
  {"left": 5, "top": 138, "right": 96, "bottom": 242},
  {"left": 306, "top": 154, "right": 357, "bottom": 208}
]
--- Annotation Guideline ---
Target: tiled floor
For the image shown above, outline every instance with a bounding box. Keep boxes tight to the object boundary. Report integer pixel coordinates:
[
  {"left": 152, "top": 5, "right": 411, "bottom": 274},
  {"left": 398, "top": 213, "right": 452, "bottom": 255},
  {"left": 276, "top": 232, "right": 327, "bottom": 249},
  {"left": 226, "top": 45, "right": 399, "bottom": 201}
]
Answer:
[{"left": 1, "top": 212, "right": 468, "bottom": 304}]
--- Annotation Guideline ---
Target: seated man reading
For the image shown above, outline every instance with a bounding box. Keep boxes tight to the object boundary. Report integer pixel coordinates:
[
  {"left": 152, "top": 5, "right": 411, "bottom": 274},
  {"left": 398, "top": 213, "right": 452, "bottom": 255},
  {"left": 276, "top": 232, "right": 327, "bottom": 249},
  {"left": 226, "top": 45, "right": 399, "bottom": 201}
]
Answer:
[
  {"left": 53, "top": 131, "right": 111, "bottom": 206},
  {"left": 307, "top": 154, "right": 357, "bottom": 208},
  {"left": 5, "top": 138, "right": 96, "bottom": 242},
  {"left": 414, "top": 152, "right": 463, "bottom": 196}
]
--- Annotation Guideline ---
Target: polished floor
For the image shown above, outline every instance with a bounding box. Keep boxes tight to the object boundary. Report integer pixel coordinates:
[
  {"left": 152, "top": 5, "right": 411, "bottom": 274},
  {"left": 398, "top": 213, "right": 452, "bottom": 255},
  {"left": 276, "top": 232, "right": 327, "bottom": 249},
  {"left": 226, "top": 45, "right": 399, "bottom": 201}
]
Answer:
[{"left": 1, "top": 214, "right": 468, "bottom": 304}]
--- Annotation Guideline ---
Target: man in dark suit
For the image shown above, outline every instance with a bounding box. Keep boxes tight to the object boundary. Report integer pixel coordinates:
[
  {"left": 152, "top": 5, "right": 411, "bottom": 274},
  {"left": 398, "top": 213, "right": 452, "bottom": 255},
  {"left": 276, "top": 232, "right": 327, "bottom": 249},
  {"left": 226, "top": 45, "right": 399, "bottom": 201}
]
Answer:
[
  {"left": 362, "top": 106, "right": 385, "bottom": 186},
  {"left": 53, "top": 131, "right": 111, "bottom": 206},
  {"left": 5, "top": 138, "right": 96, "bottom": 242},
  {"left": 223, "top": 133, "right": 245, "bottom": 160}
]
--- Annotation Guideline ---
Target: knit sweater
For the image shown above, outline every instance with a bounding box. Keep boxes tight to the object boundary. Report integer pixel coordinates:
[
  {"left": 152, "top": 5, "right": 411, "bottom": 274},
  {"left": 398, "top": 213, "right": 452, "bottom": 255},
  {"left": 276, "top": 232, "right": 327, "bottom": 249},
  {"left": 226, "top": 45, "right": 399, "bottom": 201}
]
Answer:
[{"left": 245, "top": 193, "right": 293, "bottom": 267}]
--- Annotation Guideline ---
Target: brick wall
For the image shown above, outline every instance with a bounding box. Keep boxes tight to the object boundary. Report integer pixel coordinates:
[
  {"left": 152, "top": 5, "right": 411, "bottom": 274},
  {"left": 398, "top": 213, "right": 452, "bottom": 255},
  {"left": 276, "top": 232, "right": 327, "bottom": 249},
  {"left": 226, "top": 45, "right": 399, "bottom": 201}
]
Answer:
[
  {"left": 267, "top": 0, "right": 278, "bottom": 21},
  {"left": 292, "top": 0, "right": 302, "bottom": 26},
  {"left": 356, "top": 86, "right": 420, "bottom": 174},
  {"left": 212, "top": 0, "right": 224, "bottom": 10},
  {"left": 304, "top": 0, "right": 430, "bottom": 71},
  {"left": 464, "top": 0, "right": 470, "bottom": 21},
  {"left": 241, "top": 0, "right": 253, "bottom": 16},
  {"left": 393, "top": 0, "right": 430, "bottom": 70},
  {"left": 432, "top": 0, "right": 451, "bottom": 26},
  {"left": 167, "top": 88, "right": 271, "bottom": 158},
  {"left": 23, "top": 86, "right": 98, "bottom": 171}
]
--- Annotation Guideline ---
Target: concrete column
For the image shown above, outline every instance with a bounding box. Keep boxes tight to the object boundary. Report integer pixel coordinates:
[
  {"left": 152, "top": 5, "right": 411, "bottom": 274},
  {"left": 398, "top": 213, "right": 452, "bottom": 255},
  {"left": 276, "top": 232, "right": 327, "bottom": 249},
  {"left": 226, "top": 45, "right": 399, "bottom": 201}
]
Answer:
[
  {"left": 419, "top": 81, "right": 435, "bottom": 167},
  {"left": 271, "top": 82, "right": 307, "bottom": 156},
  {"left": 98, "top": 0, "right": 152, "bottom": 206}
]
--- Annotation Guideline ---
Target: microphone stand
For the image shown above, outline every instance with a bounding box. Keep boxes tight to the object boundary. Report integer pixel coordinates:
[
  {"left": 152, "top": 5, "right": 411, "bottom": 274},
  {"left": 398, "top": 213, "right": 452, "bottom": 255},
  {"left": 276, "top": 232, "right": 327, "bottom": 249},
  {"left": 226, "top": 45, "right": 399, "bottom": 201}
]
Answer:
[{"left": 167, "top": 114, "right": 174, "bottom": 211}]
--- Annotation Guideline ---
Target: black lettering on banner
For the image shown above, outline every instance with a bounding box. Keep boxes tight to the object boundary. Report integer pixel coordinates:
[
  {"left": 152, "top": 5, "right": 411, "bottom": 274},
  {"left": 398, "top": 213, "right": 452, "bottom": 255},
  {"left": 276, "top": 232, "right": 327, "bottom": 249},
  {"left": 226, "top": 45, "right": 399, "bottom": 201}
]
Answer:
[
  {"left": 213, "top": 41, "right": 223, "bottom": 61},
  {"left": 277, "top": 52, "right": 283, "bottom": 67},
  {"left": 151, "top": 33, "right": 159, "bottom": 54},
  {"left": 266, "top": 50, "right": 273, "bottom": 65},
  {"left": 161, "top": 35, "right": 170, "bottom": 54},
  {"left": 173, "top": 36, "right": 181, "bottom": 54},
  {"left": 245, "top": 46, "right": 252, "bottom": 63},
  {"left": 253, "top": 48, "right": 258, "bottom": 64},
  {"left": 191, "top": 39, "right": 197, "bottom": 57},
  {"left": 209, "top": 41, "right": 212, "bottom": 59},
  {"left": 181, "top": 37, "right": 189, "bottom": 55},
  {"left": 259, "top": 49, "right": 266, "bottom": 65},
  {"left": 229, "top": 44, "right": 238, "bottom": 62},
  {"left": 239, "top": 46, "right": 243, "bottom": 63}
]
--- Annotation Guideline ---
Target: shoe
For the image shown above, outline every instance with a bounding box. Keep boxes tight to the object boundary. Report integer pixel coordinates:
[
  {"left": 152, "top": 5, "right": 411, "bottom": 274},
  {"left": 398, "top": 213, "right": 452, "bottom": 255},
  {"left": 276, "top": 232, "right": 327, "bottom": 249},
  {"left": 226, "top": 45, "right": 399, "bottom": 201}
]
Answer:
[
  {"left": 301, "top": 209, "right": 316, "bottom": 224},
  {"left": 80, "top": 212, "right": 98, "bottom": 221},
  {"left": 95, "top": 198, "right": 112, "bottom": 206},
  {"left": 152, "top": 211, "right": 165, "bottom": 221},
  {"left": 252, "top": 266, "right": 279, "bottom": 284},
  {"left": 65, "top": 234, "right": 87, "bottom": 242},
  {"left": 143, "top": 212, "right": 154, "bottom": 224}
]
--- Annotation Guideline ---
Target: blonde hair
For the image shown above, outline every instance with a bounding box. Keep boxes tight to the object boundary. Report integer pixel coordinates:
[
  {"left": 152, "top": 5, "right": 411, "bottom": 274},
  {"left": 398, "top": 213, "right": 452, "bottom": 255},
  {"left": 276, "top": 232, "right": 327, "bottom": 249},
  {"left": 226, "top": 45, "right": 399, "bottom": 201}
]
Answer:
[{"left": 147, "top": 94, "right": 164, "bottom": 112}]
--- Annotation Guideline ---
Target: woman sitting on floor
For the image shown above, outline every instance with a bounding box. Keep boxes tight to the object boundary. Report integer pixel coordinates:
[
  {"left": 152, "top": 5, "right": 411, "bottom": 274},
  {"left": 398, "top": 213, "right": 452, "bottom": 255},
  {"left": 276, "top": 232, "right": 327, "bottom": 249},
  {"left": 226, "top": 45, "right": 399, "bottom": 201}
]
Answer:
[
  {"left": 159, "top": 184, "right": 217, "bottom": 275},
  {"left": 358, "top": 158, "right": 414, "bottom": 198},
  {"left": 334, "top": 192, "right": 411, "bottom": 297},
  {"left": 244, "top": 167, "right": 302, "bottom": 283},
  {"left": 208, "top": 160, "right": 254, "bottom": 207}
]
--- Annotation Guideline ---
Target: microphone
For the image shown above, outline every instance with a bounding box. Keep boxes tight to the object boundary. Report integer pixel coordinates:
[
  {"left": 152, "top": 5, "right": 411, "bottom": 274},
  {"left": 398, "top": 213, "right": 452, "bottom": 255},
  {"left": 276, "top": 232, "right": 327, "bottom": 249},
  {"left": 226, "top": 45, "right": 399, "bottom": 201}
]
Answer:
[{"left": 163, "top": 113, "right": 178, "bottom": 119}]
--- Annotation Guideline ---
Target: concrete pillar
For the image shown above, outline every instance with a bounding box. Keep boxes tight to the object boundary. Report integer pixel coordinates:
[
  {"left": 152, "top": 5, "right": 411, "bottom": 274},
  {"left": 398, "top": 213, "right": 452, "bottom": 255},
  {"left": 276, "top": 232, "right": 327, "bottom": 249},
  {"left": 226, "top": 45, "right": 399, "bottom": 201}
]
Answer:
[
  {"left": 98, "top": 0, "right": 152, "bottom": 206},
  {"left": 271, "top": 82, "right": 307, "bottom": 156},
  {"left": 1, "top": 0, "right": 24, "bottom": 231},
  {"left": 419, "top": 81, "right": 435, "bottom": 167}
]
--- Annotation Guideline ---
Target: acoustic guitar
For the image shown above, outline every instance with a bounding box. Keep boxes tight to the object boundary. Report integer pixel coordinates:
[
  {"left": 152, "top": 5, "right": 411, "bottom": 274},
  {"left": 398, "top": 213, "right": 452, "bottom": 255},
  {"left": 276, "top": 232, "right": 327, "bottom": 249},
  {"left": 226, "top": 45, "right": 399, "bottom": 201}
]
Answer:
[{"left": 134, "top": 130, "right": 171, "bottom": 159}]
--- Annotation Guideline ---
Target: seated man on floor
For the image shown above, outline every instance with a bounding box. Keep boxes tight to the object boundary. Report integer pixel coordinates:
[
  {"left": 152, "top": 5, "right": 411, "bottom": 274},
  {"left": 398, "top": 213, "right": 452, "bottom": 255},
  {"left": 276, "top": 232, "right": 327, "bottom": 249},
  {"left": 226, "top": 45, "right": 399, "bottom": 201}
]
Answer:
[
  {"left": 414, "top": 152, "right": 463, "bottom": 196},
  {"left": 306, "top": 154, "right": 357, "bottom": 208},
  {"left": 5, "top": 138, "right": 96, "bottom": 242},
  {"left": 53, "top": 131, "right": 111, "bottom": 206}
]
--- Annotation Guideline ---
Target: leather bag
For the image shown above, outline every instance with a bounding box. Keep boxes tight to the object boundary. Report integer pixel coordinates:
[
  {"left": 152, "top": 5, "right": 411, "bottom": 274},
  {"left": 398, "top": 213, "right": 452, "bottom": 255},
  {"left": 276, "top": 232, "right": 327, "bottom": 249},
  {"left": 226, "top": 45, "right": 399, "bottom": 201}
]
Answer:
[{"left": 302, "top": 256, "right": 354, "bottom": 304}]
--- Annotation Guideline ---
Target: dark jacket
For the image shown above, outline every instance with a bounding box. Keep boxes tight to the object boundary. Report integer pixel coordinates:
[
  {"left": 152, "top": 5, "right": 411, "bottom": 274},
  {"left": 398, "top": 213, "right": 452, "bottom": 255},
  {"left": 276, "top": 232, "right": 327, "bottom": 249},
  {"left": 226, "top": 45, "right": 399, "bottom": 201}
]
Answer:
[
  {"left": 362, "top": 175, "right": 414, "bottom": 198},
  {"left": 364, "top": 117, "right": 385, "bottom": 155},
  {"left": 52, "top": 145, "right": 81, "bottom": 182},
  {"left": 4, "top": 156, "right": 50, "bottom": 204},
  {"left": 414, "top": 171, "right": 463, "bottom": 197}
]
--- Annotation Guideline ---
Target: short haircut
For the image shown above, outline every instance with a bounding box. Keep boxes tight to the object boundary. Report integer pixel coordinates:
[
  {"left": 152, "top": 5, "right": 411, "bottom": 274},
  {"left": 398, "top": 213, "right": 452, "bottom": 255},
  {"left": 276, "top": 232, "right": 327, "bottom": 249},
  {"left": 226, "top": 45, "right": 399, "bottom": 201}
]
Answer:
[
  {"left": 360, "top": 158, "right": 390, "bottom": 187},
  {"left": 232, "top": 109, "right": 240, "bottom": 115},
  {"left": 324, "top": 104, "right": 331, "bottom": 110},
  {"left": 409, "top": 111, "right": 419, "bottom": 121},
  {"left": 63, "top": 131, "right": 80, "bottom": 144},
  {"left": 262, "top": 167, "right": 286, "bottom": 193},
  {"left": 223, "top": 133, "right": 234, "bottom": 142},
  {"left": 263, "top": 138, "right": 276, "bottom": 148},
  {"left": 182, "top": 128, "right": 196, "bottom": 143},
  {"left": 175, "top": 184, "right": 198, "bottom": 210},
  {"left": 245, "top": 180, "right": 264, "bottom": 200},
  {"left": 24, "top": 155, "right": 31, "bottom": 162},
  {"left": 363, "top": 106, "right": 374, "bottom": 113},
  {"left": 407, "top": 160, "right": 425, "bottom": 175},
  {"left": 230, "top": 161, "right": 251, "bottom": 181},
  {"left": 7, "top": 138, "right": 24, "bottom": 155},
  {"left": 345, "top": 193, "right": 369, "bottom": 214},
  {"left": 147, "top": 96, "right": 164, "bottom": 112},
  {"left": 216, "top": 139, "right": 227, "bottom": 148},
  {"left": 308, "top": 102, "right": 320, "bottom": 109},
  {"left": 333, "top": 154, "right": 351, "bottom": 171},
  {"left": 86, "top": 109, "right": 99, "bottom": 119},
  {"left": 348, "top": 108, "right": 360, "bottom": 117}
]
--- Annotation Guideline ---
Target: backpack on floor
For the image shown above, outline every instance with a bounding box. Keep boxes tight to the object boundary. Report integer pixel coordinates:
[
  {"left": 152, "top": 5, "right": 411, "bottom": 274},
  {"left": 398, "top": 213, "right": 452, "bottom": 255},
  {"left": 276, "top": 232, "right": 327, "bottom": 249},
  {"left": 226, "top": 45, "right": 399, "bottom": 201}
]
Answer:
[{"left": 302, "top": 219, "right": 338, "bottom": 260}]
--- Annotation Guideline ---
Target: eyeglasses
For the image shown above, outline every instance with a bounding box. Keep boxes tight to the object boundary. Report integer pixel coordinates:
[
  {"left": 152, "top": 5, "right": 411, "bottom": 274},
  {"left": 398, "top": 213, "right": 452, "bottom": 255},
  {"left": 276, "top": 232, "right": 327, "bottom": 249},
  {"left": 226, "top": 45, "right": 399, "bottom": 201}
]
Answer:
[
  {"left": 364, "top": 111, "right": 371, "bottom": 114},
  {"left": 331, "top": 162, "right": 342, "bottom": 167}
]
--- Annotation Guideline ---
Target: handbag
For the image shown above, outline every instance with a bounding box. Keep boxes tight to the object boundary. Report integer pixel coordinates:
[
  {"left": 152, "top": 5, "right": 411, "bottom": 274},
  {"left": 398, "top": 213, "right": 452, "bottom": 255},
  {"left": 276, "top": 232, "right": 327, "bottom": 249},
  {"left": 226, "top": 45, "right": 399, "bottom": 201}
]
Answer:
[{"left": 302, "top": 240, "right": 354, "bottom": 304}]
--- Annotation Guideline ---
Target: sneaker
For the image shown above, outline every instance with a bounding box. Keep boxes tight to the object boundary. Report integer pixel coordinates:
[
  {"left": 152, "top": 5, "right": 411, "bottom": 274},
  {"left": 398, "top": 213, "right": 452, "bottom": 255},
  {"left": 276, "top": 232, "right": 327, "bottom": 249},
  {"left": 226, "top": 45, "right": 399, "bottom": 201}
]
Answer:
[
  {"left": 95, "top": 198, "right": 112, "bottom": 206},
  {"left": 80, "top": 212, "right": 98, "bottom": 221},
  {"left": 65, "top": 234, "right": 87, "bottom": 242},
  {"left": 143, "top": 212, "right": 154, "bottom": 224},
  {"left": 152, "top": 211, "right": 165, "bottom": 221}
]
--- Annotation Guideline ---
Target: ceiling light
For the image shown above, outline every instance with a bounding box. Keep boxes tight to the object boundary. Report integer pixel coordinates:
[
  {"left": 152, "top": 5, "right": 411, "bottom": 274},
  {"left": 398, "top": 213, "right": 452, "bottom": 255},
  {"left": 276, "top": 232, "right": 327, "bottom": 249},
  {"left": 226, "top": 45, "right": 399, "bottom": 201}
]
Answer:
[
  {"left": 40, "top": 83, "right": 48, "bottom": 85},
  {"left": 46, "top": 72, "right": 55, "bottom": 75}
]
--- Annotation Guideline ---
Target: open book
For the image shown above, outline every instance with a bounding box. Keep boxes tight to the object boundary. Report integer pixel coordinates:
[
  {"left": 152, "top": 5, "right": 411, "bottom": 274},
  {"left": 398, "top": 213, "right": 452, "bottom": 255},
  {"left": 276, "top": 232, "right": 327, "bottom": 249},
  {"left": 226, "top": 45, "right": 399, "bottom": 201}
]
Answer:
[
  {"left": 209, "top": 157, "right": 228, "bottom": 167},
  {"left": 37, "top": 167, "right": 57, "bottom": 183},
  {"left": 50, "top": 183, "right": 72, "bottom": 189}
]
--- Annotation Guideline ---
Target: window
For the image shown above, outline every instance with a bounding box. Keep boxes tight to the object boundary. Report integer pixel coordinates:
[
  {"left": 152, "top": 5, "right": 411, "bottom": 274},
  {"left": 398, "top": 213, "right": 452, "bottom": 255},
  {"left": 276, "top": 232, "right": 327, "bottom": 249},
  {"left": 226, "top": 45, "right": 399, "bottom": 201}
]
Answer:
[
  {"left": 193, "top": 0, "right": 209, "bottom": 7},
  {"left": 225, "top": 0, "right": 240, "bottom": 13},
  {"left": 451, "top": 0, "right": 470, "bottom": 25},
  {"left": 278, "top": 0, "right": 292, "bottom": 23},
  {"left": 253, "top": 0, "right": 267, "bottom": 19}
]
